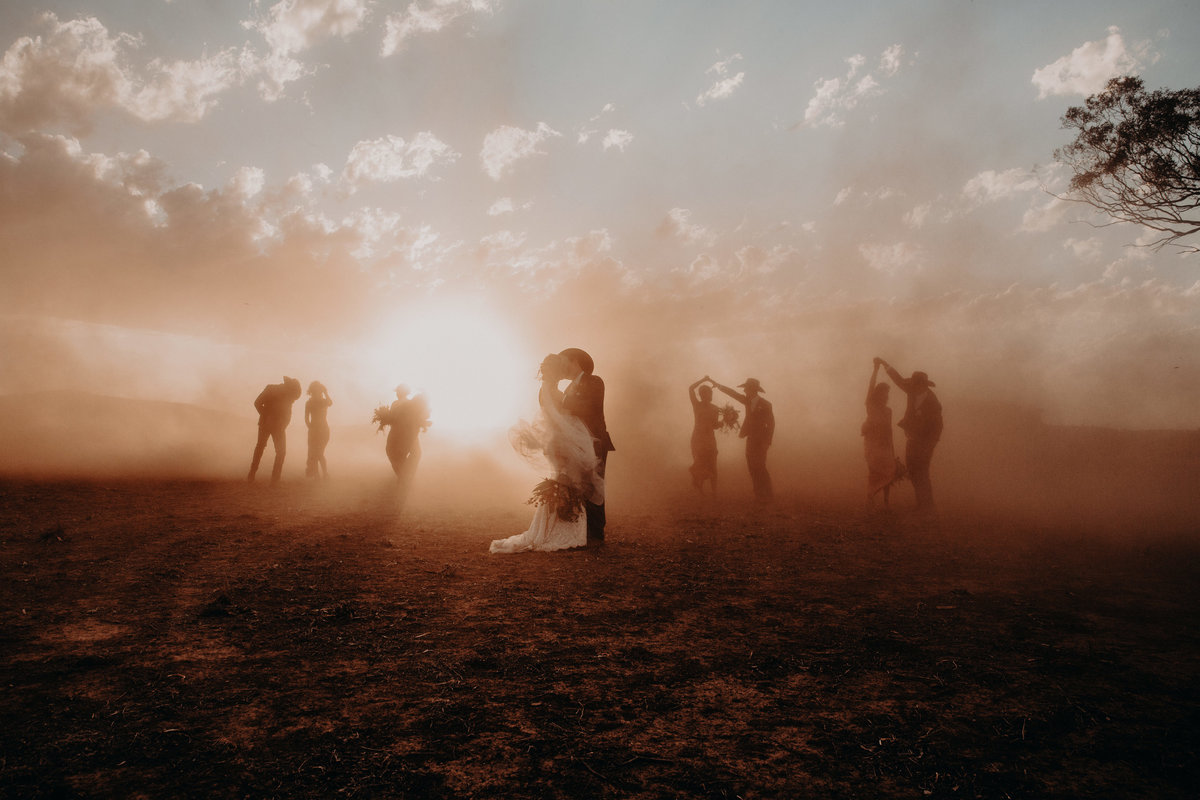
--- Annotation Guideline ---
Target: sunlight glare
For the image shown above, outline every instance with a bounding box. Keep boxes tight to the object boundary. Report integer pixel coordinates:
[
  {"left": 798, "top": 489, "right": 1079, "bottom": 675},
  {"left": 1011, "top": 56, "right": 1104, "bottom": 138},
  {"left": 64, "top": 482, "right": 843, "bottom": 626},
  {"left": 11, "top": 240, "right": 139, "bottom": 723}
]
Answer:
[{"left": 364, "top": 302, "right": 535, "bottom": 441}]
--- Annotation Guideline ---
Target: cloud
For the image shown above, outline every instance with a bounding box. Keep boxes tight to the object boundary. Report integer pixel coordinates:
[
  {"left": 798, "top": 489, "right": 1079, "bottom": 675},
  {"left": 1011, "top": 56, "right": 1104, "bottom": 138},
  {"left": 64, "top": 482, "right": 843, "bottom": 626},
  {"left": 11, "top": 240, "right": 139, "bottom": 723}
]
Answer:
[
  {"left": 241, "top": 0, "right": 371, "bottom": 100},
  {"left": 487, "top": 197, "right": 514, "bottom": 216},
  {"left": 0, "top": 13, "right": 246, "bottom": 133},
  {"left": 834, "top": 185, "right": 901, "bottom": 207},
  {"left": 960, "top": 168, "right": 1040, "bottom": 206},
  {"left": 802, "top": 45, "right": 907, "bottom": 128},
  {"left": 245, "top": 0, "right": 368, "bottom": 57},
  {"left": 696, "top": 53, "right": 744, "bottom": 107},
  {"left": 656, "top": 208, "right": 717, "bottom": 248},
  {"left": 1031, "top": 26, "right": 1157, "bottom": 99},
  {"left": 480, "top": 122, "right": 560, "bottom": 181},
  {"left": 601, "top": 129, "right": 634, "bottom": 152},
  {"left": 381, "top": 0, "right": 495, "bottom": 57},
  {"left": 577, "top": 102, "right": 615, "bottom": 144},
  {"left": 341, "top": 132, "right": 459, "bottom": 189},
  {"left": 859, "top": 240, "right": 925, "bottom": 275},
  {"left": 229, "top": 165, "right": 266, "bottom": 199}
]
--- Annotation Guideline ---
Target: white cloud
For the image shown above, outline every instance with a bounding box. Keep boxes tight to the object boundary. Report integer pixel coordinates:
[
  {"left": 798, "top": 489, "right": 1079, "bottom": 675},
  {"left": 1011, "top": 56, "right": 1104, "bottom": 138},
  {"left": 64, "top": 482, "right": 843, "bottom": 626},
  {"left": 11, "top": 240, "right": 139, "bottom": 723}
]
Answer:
[
  {"left": 1021, "top": 195, "right": 1073, "bottom": 233},
  {"left": 382, "top": 0, "right": 495, "bottom": 57},
  {"left": 859, "top": 241, "right": 924, "bottom": 275},
  {"left": 577, "top": 102, "right": 616, "bottom": 143},
  {"left": 961, "top": 168, "right": 1040, "bottom": 206},
  {"left": 879, "top": 44, "right": 903, "bottom": 78},
  {"left": 736, "top": 244, "right": 797, "bottom": 275},
  {"left": 657, "top": 208, "right": 717, "bottom": 248},
  {"left": 601, "top": 129, "right": 633, "bottom": 152},
  {"left": 802, "top": 45, "right": 907, "bottom": 128},
  {"left": 1064, "top": 237, "right": 1103, "bottom": 261},
  {"left": 1031, "top": 26, "right": 1157, "bottom": 99},
  {"left": 480, "top": 122, "right": 560, "bottom": 181},
  {"left": 487, "top": 197, "right": 514, "bottom": 216},
  {"left": 0, "top": 13, "right": 246, "bottom": 132},
  {"left": 696, "top": 53, "right": 744, "bottom": 107},
  {"left": 341, "top": 132, "right": 458, "bottom": 188},
  {"left": 834, "top": 185, "right": 900, "bottom": 207},
  {"left": 242, "top": 0, "right": 369, "bottom": 101},
  {"left": 245, "top": 0, "right": 368, "bottom": 56},
  {"left": 229, "top": 165, "right": 266, "bottom": 199},
  {"left": 903, "top": 202, "right": 932, "bottom": 229}
]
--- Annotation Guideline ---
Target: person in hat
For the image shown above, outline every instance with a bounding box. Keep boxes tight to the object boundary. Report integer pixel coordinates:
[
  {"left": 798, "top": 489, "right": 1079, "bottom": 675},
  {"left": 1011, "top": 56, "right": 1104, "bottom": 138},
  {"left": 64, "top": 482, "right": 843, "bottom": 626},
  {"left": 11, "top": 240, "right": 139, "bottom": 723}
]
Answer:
[
  {"left": 879, "top": 358, "right": 943, "bottom": 512},
  {"left": 247, "top": 375, "right": 303, "bottom": 483},
  {"left": 559, "top": 348, "right": 614, "bottom": 543},
  {"left": 709, "top": 375, "right": 775, "bottom": 502}
]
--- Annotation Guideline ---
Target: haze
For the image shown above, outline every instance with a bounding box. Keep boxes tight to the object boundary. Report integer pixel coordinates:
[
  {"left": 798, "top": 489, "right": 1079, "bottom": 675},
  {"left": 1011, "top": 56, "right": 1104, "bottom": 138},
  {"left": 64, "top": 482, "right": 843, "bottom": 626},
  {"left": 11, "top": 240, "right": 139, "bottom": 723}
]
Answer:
[{"left": 1, "top": 1, "right": 1198, "bottom": 527}]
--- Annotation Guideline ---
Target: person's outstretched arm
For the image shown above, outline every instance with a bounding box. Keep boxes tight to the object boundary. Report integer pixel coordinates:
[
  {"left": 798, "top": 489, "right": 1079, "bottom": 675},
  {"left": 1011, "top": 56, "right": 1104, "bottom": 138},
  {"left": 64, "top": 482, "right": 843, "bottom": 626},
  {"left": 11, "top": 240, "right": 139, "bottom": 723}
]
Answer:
[
  {"left": 707, "top": 376, "right": 746, "bottom": 405},
  {"left": 689, "top": 377, "right": 707, "bottom": 406},
  {"left": 879, "top": 360, "right": 910, "bottom": 392},
  {"left": 868, "top": 359, "right": 882, "bottom": 403}
]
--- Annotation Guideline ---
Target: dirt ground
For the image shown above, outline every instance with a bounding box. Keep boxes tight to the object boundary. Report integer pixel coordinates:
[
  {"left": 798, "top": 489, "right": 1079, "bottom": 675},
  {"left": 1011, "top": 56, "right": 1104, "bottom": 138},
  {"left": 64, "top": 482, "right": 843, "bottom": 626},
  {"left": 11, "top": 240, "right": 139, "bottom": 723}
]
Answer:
[{"left": 1, "top": 478, "right": 1197, "bottom": 799}]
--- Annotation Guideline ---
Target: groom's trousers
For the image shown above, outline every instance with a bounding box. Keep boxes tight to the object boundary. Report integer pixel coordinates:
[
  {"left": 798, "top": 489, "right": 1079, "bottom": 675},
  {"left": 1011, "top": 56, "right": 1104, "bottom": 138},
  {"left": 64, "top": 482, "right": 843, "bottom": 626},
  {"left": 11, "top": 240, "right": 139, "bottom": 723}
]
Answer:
[{"left": 586, "top": 451, "right": 608, "bottom": 541}]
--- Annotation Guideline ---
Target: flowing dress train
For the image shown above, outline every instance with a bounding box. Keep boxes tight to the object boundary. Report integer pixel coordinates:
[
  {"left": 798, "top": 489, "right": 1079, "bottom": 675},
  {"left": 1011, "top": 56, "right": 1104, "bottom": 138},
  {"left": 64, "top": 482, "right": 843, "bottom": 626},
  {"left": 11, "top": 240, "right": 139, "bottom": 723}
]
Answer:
[{"left": 490, "top": 388, "right": 602, "bottom": 554}]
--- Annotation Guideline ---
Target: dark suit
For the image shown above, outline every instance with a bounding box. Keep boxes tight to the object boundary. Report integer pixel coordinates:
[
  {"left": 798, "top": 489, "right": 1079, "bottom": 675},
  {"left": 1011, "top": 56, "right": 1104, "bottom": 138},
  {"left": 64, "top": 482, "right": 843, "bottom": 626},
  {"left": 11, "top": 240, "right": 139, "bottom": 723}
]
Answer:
[
  {"left": 884, "top": 366, "right": 943, "bottom": 511},
  {"left": 249, "top": 382, "right": 297, "bottom": 483},
  {"left": 562, "top": 373, "right": 615, "bottom": 540},
  {"left": 738, "top": 395, "right": 775, "bottom": 501}
]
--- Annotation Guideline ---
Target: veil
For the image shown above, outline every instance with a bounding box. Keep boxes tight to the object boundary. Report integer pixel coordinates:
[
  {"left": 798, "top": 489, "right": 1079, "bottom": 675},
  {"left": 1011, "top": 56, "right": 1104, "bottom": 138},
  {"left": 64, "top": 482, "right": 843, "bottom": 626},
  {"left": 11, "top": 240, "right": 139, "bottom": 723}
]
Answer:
[{"left": 509, "top": 399, "right": 604, "bottom": 504}]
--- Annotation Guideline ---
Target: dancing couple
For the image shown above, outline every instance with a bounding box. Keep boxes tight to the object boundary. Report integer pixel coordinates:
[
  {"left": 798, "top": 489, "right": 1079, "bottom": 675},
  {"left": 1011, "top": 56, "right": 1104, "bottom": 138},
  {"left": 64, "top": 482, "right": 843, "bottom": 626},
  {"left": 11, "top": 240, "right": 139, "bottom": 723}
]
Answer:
[
  {"left": 490, "top": 348, "right": 614, "bottom": 553},
  {"left": 863, "top": 358, "right": 943, "bottom": 511}
]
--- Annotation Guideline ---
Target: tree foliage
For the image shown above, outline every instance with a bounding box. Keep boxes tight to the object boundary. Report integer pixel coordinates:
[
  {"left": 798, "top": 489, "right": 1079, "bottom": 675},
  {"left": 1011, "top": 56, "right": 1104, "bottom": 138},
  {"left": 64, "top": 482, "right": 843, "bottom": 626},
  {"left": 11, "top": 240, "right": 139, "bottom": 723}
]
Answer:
[{"left": 1055, "top": 76, "right": 1200, "bottom": 252}]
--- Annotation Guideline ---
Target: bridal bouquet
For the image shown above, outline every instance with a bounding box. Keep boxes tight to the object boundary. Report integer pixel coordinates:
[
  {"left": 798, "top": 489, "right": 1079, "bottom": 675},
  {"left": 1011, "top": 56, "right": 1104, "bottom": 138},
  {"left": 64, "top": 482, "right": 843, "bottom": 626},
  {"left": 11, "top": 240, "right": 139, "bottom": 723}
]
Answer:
[
  {"left": 527, "top": 478, "right": 588, "bottom": 522},
  {"left": 718, "top": 403, "right": 741, "bottom": 434},
  {"left": 371, "top": 405, "right": 392, "bottom": 432}
]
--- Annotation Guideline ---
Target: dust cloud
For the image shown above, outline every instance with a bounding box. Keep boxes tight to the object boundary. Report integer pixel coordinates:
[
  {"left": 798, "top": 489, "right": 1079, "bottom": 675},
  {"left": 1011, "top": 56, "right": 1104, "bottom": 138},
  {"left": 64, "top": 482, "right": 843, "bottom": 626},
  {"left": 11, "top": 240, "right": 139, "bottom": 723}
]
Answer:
[{"left": 2, "top": 258, "right": 1197, "bottom": 535}]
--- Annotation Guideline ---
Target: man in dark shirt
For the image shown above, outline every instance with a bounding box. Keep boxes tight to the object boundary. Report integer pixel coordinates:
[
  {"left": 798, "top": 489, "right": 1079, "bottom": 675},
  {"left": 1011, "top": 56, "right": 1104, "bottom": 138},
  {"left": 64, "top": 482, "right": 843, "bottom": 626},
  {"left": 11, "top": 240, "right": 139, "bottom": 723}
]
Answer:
[
  {"left": 879, "top": 359, "right": 943, "bottom": 512},
  {"left": 247, "top": 376, "right": 302, "bottom": 484},
  {"left": 712, "top": 376, "right": 775, "bottom": 502}
]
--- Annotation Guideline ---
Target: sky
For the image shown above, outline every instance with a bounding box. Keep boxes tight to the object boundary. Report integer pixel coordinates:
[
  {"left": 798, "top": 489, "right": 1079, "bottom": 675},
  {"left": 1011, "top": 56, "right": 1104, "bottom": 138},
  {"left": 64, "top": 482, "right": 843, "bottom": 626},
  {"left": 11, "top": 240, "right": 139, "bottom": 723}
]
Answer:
[{"left": 2, "top": 0, "right": 1199, "bottom": 460}]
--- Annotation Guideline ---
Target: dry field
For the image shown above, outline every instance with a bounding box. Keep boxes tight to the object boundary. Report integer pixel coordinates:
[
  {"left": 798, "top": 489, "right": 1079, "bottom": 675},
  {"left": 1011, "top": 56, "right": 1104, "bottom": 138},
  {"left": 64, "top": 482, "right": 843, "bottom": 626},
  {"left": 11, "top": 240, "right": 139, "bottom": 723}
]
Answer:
[{"left": 1, "top": 478, "right": 1197, "bottom": 799}]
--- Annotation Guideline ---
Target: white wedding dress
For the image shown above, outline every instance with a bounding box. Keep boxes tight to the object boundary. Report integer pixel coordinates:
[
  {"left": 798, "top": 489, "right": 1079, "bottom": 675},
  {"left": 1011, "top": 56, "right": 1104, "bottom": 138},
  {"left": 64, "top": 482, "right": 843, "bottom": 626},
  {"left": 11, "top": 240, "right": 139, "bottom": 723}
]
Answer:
[{"left": 490, "top": 385, "right": 603, "bottom": 554}]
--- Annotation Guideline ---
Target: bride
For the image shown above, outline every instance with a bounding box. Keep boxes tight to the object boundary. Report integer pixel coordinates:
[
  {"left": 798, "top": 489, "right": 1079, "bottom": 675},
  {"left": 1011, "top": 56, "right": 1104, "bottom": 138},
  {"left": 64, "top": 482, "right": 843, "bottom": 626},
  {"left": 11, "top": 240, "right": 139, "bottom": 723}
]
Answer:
[{"left": 490, "top": 353, "right": 603, "bottom": 553}]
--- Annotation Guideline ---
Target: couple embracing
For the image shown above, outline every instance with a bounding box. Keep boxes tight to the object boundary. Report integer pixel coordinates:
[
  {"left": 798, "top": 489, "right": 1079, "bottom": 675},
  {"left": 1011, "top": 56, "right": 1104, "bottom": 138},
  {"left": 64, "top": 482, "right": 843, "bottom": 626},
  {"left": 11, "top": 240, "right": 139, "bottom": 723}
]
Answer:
[{"left": 490, "top": 348, "right": 615, "bottom": 554}]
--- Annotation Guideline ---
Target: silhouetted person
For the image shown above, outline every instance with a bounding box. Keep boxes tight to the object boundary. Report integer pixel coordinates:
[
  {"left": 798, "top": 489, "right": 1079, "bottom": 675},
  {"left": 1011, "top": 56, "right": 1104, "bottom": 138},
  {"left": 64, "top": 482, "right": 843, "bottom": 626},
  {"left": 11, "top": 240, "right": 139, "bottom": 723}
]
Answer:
[
  {"left": 862, "top": 359, "right": 897, "bottom": 507},
  {"left": 880, "top": 358, "right": 943, "bottom": 513},
  {"left": 689, "top": 377, "right": 721, "bottom": 494},
  {"left": 385, "top": 385, "right": 431, "bottom": 483},
  {"left": 247, "top": 376, "right": 302, "bottom": 483},
  {"left": 305, "top": 381, "right": 332, "bottom": 479},
  {"left": 712, "top": 376, "right": 774, "bottom": 502},
  {"left": 560, "top": 348, "right": 614, "bottom": 544}
]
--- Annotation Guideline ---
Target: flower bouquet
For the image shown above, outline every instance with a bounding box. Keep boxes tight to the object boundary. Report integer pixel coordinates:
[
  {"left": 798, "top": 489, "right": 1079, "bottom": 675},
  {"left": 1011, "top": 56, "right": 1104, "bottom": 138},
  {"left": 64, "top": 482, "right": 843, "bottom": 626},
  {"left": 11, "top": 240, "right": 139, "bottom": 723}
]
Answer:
[
  {"left": 718, "top": 403, "right": 741, "bottom": 434},
  {"left": 371, "top": 405, "right": 392, "bottom": 432},
  {"left": 527, "top": 478, "right": 588, "bottom": 522}
]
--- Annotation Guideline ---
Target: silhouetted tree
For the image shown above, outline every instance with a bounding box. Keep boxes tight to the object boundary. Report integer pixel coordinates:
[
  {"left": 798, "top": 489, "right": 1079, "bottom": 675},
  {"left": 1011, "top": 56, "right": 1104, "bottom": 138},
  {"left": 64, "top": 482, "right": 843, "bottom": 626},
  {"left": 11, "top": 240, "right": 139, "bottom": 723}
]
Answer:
[{"left": 1055, "top": 76, "right": 1200, "bottom": 253}]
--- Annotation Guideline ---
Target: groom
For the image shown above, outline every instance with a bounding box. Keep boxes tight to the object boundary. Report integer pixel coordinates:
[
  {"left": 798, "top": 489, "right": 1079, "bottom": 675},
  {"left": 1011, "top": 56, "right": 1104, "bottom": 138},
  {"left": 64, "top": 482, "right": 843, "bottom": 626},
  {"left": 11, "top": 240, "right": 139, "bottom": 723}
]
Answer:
[{"left": 559, "top": 348, "right": 614, "bottom": 544}]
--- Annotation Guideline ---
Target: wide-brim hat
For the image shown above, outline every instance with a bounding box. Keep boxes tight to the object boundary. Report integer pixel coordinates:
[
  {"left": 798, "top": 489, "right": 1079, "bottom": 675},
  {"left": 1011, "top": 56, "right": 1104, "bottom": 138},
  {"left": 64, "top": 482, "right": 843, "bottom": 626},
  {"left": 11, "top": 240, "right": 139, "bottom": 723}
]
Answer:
[
  {"left": 911, "top": 371, "right": 935, "bottom": 387},
  {"left": 738, "top": 378, "right": 764, "bottom": 392},
  {"left": 559, "top": 347, "right": 594, "bottom": 375}
]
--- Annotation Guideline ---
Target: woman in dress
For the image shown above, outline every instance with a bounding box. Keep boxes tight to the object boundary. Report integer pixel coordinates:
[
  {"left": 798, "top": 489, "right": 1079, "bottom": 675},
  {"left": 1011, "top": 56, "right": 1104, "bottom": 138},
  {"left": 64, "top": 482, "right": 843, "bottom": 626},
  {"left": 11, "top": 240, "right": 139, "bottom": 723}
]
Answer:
[
  {"left": 490, "top": 354, "right": 602, "bottom": 554},
  {"left": 304, "top": 381, "right": 332, "bottom": 479},
  {"left": 688, "top": 377, "right": 721, "bottom": 494},
  {"left": 862, "top": 358, "right": 897, "bottom": 507}
]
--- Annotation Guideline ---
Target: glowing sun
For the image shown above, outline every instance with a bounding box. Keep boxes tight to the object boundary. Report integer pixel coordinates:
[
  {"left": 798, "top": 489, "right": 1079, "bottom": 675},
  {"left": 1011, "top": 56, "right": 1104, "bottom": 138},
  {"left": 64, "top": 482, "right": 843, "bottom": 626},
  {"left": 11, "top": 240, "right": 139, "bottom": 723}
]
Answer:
[{"left": 362, "top": 301, "right": 535, "bottom": 441}]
